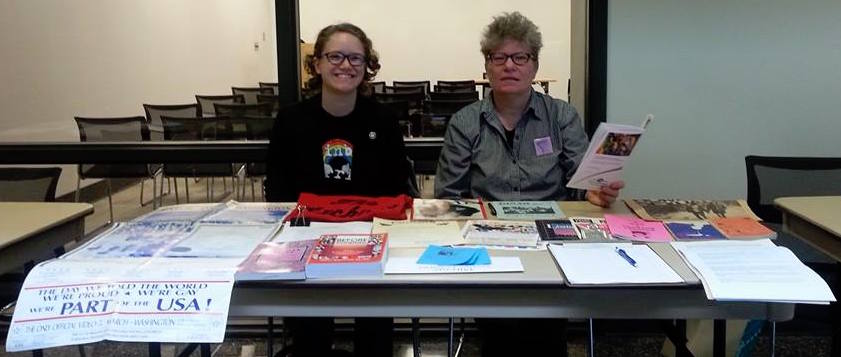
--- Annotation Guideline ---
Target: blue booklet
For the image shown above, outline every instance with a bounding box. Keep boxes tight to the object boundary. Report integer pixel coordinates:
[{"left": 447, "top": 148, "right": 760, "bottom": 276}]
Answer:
[
  {"left": 417, "top": 245, "right": 491, "bottom": 265},
  {"left": 665, "top": 221, "right": 726, "bottom": 240}
]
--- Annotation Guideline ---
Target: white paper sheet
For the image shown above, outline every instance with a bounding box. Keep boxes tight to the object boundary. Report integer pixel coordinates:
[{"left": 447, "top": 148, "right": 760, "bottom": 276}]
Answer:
[
  {"left": 372, "top": 218, "right": 463, "bottom": 248},
  {"left": 384, "top": 256, "right": 523, "bottom": 274},
  {"left": 548, "top": 243, "right": 684, "bottom": 286},
  {"left": 5, "top": 259, "right": 236, "bottom": 352},
  {"left": 672, "top": 239, "right": 836, "bottom": 304},
  {"left": 163, "top": 224, "right": 279, "bottom": 258}
]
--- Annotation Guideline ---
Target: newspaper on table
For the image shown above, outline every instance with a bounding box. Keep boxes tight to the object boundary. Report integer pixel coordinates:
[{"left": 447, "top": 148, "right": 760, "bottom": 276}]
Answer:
[
  {"left": 5, "top": 259, "right": 236, "bottom": 352},
  {"left": 567, "top": 115, "right": 652, "bottom": 190}
]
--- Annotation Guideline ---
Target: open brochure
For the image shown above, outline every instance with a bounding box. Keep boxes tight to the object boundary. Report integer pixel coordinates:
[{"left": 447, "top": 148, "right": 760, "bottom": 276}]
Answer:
[{"left": 567, "top": 115, "right": 652, "bottom": 190}]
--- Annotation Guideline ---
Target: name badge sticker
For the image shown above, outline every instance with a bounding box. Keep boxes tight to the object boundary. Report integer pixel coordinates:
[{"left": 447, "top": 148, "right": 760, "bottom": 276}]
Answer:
[{"left": 533, "top": 136, "right": 553, "bottom": 156}]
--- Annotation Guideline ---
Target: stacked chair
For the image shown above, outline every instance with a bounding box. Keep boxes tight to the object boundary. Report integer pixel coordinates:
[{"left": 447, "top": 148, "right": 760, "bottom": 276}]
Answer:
[{"left": 74, "top": 116, "right": 161, "bottom": 222}]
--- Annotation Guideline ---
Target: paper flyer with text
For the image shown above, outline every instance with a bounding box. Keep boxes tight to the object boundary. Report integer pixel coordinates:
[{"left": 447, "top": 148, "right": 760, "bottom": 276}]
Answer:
[{"left": 5, "top": 259, "right": 236, "bottom": 352}]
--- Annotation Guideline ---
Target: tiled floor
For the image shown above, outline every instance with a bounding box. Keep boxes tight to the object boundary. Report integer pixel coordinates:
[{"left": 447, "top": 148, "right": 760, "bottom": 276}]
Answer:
[{"left": 1, "top": 177, "right": 834, "bottom": 356}]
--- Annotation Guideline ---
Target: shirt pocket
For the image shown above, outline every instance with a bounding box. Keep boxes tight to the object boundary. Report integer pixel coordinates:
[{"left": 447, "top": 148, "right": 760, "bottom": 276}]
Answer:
[{"left": 520, "top": 150, "right": 562, "bottom": 188}]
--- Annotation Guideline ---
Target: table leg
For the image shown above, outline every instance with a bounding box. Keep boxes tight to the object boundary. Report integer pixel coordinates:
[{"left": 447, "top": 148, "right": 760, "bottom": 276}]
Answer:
[
  {"left": 659, "top": 320, "right": 694, "bottom": 357},
  {"left": 448, "top": 318, "right": 454, "bottom": 357},
  {"left": 148, "top": 342, "right": 161, "bottom": 357},
  {"left": 713, "top": 319, "right": 725, "bottom": 357}
]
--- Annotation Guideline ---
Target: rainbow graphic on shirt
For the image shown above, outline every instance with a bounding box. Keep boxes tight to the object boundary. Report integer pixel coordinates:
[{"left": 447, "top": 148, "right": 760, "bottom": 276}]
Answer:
[{"left": 322, "top": 139, "right": 353, "bottom": 180}]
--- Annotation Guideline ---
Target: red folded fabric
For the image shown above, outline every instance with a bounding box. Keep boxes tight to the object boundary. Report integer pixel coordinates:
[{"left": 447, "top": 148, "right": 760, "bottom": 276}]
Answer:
[{"left": 288, "top": 193, "right": 413, "bottom": 222}]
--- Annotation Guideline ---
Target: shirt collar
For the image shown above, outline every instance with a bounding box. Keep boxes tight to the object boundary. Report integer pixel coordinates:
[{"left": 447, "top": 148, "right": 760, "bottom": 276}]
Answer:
[{"left": 480, "top": 88, "right": 545, "bottom": 123}]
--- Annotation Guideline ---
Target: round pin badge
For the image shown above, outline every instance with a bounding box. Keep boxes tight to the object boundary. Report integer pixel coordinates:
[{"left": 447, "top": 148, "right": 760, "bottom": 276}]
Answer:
[{"left": 368, "top": 131, "right": 377, "bottom": 140}]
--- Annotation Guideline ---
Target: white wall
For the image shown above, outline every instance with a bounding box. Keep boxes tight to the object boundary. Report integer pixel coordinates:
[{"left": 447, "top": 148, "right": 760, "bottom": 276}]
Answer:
[
  {"left": 607, "top": 0, "right": 841, "bottom": 199},
  {"left": 0, "top": 0, "right": 277, "bottom": 196},
  {"left": 300, "top": 0, "right": 570, "bottom": 92}
]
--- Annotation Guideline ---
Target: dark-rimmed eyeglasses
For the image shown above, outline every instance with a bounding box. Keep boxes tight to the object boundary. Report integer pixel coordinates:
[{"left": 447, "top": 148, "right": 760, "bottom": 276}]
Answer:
[
  {"left": 486, "top": 52, "right": 535, "bottom": 66},
  {"left": 322, "top": 51, "right": 366, "bottom": 66}
]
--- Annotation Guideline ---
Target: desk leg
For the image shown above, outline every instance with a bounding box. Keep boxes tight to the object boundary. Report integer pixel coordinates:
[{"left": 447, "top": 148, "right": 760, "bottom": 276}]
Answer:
[{"left": 713, "top": 319, "right": 725, "bottom": 357}]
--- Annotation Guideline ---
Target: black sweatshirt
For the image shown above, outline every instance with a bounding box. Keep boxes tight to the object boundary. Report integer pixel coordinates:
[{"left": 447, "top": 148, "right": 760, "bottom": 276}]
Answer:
[{"left": 264, "top": 94, "right": 413, "bottom": 202}]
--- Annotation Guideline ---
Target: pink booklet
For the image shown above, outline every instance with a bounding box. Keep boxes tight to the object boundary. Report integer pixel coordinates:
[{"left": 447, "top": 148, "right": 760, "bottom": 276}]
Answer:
[
  {"left": 604, "top": 214, "right": 672, "bottom": 242},
  {"left": 236, "top": 240, "right": 316, "bottom": 281}
]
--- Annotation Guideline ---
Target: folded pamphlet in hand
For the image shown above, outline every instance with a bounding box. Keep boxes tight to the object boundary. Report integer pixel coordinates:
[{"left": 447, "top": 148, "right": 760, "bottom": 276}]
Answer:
[{"left": 567, "top": 115, "right": 652, "bottom": 190}]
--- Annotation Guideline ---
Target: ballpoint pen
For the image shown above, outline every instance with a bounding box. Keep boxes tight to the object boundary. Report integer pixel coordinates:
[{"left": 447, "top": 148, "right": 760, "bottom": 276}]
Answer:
[{"left": 615, "top": 247, "right": 638, "bottom": 267}]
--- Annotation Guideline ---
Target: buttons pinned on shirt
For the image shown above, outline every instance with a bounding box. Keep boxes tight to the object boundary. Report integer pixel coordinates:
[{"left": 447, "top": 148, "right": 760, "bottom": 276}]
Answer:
[{"left": 368, "top": 131, "right": 377, "bottom": 140}]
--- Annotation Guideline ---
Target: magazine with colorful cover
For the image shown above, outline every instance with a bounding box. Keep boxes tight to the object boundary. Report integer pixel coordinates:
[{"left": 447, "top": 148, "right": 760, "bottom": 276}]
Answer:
[
  {"left": 535, "top": 219, "right": 581, "bottom": 241},
  {"left": 236, "top": 240, "right": 316, "bottom": 281},
  {"left": 305, "top": 233, "right": 389, "bottom": 278},
  {"left": 412, "top": 199, "right": 484, "bottom": 220},
  {"left": 569, "top": 217, "right": 613, "bottom": 241},
  {"left": 604, "top": 214, "right": 673, "bottom": 242},
  {"left": 625, "top": 199, "right": 761, "bottom": 221},
  {"left": 709, "top": 217, "right": 776, "bottom": 240},
  {"left": 462, "top": 220, "right": 539, "bottom": 247},
  {"left": 487, "top": 201, "right": 564, "bottom": 220},
  {"left": 567, "top": 116, "right": 652, "bottom": 190},
  {"left": 665, "top": 221, "right": 726, "bottom": 241}
]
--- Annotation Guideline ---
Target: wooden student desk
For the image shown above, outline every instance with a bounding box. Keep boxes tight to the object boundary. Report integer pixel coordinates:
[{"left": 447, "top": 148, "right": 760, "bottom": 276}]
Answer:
[
  {"left": 776, "top": 196, "right": 841, "bottom": 357},
  {"left": 775, "top": 196, "right": 841, "bottom": 261},
  {"left": 0, "top": 202, "right": 93, "bottom": 274}
]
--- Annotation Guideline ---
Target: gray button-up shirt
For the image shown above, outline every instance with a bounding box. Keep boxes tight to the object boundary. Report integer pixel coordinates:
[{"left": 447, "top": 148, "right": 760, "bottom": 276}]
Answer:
[{"left": 434, "top": 89, "right": 588, "bottom": 201}]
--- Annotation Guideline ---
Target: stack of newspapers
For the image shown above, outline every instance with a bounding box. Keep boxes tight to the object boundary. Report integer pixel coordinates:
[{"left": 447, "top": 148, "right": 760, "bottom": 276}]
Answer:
[{"left": 671, "top": 239, "right": 836, "bottom": 304}]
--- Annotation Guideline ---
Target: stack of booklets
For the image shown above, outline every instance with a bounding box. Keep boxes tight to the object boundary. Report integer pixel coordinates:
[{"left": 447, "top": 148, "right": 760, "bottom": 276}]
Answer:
[
  {"left": 462, "top": 220, "right": 539, "bottom": 247},
  {"left": 548, "top": 243, "right": 685, "bottom": 286},
  {"left": 672, "top": 239, "right": 835, "bottom": 304},
  {"left": 236, "top": 240, "right": 316, "bottom": 281},
  {"left": 305, "top": 233, "right": 389, "bottom": 278}
]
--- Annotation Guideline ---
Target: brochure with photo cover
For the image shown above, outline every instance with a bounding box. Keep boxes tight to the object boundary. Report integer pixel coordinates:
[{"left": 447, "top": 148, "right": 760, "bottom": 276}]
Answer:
[
  {"left": 487, "top": 201, "right": 564, "bottom": 220},
  {"left": 412, "top": 199, "right": 484, "bottom": 221},
  {"left": 626, "top": 199, "right": 761, "bottom": 221},
  {"left": 567, "top": 115, "right": 652, "bottom": 190},
  {"left": 462, "top": 220, "right": 540, "bottom": 247},
  {"left": 535, "top": 219, "right": 581, "bottom": 241},
  {"left": 569, "top": 217, "right": 613, "bottom": 241},
  {"left": 665, "top": 221, "right": 726, "bottom": 241}
]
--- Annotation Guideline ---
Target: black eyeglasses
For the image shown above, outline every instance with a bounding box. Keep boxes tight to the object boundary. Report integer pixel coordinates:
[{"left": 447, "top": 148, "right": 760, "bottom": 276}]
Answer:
[
  {"left": 322, "top": 51, "right": 367, "bottom": 66},
  {"left": 486, "top": 52, "right": 535, "bottom": 66}
]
